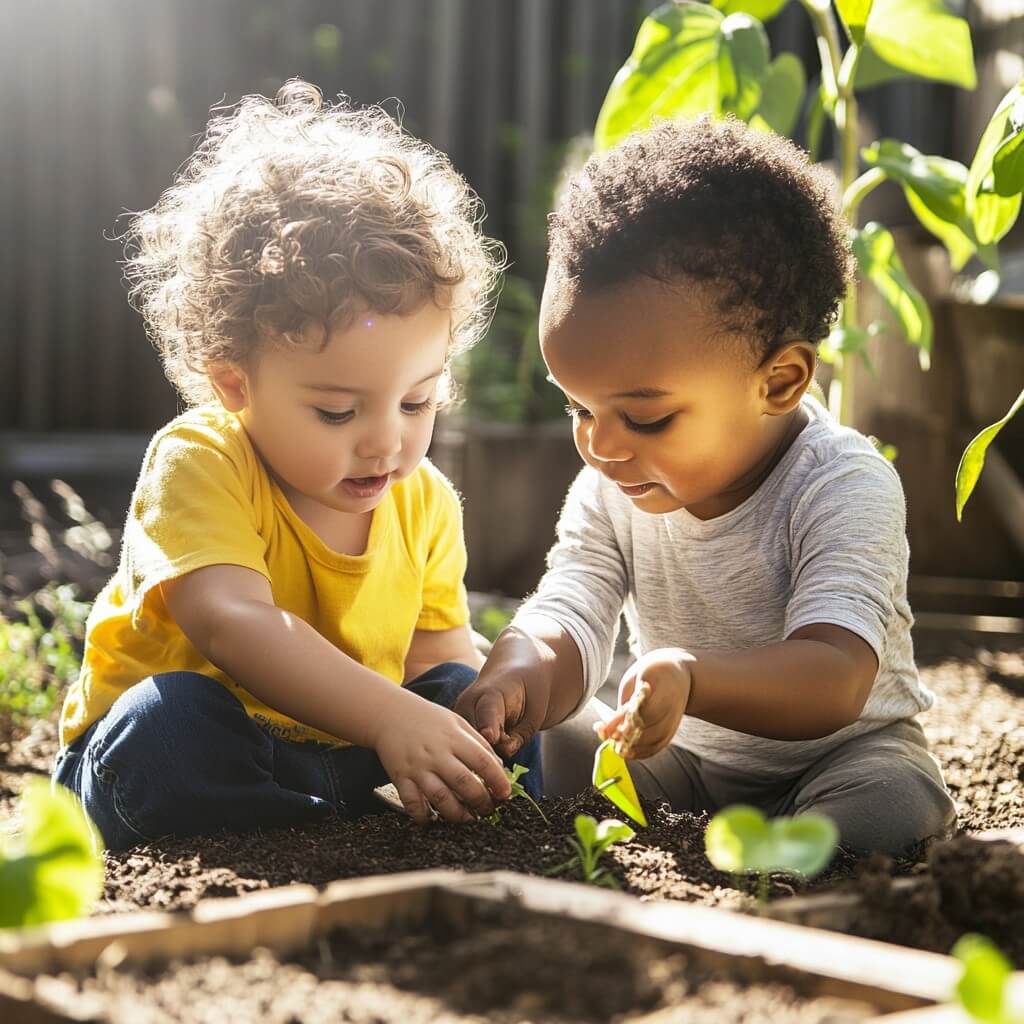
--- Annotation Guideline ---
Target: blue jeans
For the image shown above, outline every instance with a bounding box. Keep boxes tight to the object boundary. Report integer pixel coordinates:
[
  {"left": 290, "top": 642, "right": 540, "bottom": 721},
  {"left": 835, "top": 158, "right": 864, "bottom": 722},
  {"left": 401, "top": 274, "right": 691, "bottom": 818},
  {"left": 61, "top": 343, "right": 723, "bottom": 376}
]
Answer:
[{"left": 53, "top": 662, "right": 542, "bottom": 852}]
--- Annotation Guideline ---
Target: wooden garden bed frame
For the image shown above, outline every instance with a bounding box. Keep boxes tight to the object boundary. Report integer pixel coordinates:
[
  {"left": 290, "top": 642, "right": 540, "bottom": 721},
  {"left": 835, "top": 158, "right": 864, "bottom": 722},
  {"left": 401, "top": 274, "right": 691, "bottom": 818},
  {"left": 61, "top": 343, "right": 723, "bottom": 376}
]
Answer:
[{"left": 0, "top": 869, "right": 1010, "bottom": 1023}]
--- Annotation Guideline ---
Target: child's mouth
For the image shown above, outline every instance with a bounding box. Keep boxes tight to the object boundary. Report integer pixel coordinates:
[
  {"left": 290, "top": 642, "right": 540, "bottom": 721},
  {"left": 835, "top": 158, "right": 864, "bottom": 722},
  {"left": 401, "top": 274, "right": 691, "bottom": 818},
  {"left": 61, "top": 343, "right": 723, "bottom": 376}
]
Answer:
[
  {"left": 617, "top": 481, "right": 657, "bottom": 497},
  {"left": 341, "top": 474, "right": 392, "bottom": 498}
]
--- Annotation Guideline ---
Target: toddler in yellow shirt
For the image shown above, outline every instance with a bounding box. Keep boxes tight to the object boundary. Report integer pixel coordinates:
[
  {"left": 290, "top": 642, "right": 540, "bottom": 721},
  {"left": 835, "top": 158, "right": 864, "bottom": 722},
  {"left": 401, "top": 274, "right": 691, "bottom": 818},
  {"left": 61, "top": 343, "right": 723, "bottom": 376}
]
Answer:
[{"left": 54, "top": 80, "right": 538, "bottom": 851}]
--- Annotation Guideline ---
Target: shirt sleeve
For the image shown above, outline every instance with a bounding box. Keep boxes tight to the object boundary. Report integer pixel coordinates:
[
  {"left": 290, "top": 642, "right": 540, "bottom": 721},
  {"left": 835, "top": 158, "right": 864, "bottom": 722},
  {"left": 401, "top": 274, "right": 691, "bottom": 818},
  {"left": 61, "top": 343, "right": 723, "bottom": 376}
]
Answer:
[
  {"left": 784, "top": 454, "right": 907, "bottom": 662},
  {"left": 121, "top": 427, "right": 270, "bottom": 625},
  {"left": 513, "top": 466, "right": 629, "bottom": 715},
  {"left": 416, "top": 469, "right": 471, "bottom": 631}
]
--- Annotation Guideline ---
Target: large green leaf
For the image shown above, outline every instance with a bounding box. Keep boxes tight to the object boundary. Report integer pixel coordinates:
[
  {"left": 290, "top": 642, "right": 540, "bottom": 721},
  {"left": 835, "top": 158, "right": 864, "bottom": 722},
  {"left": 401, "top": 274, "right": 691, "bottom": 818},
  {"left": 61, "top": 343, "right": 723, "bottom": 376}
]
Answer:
[
  {"left": 952, "top": 934, "right": 1017, "bottom": 1023},
  {"left": 992, "top": 87, "right": 1024, "bottom": 197},
  {"left": 851, "top": 222, "right": 933, "bottom": 368},
  {"left": 705, "top": 805, "right": 838, "bottom": 877},
  {"left": 861, "top": 140, "right": 990, "bottom": 271},
  {"left": 835, "top": 0, "right": 873, "bottom": 45},
  {"left": 0, "top": 780, "right": 104, "bottom": 929},
  {"left": 956, "top": 388, "right": 1024, "bottom": 521},
  {"left": 594, "top": 1, "right": 768, "bottom": 151},
  {"left": 749, "top": 53, "right": 805, "bottom": 137},
  {"left": 966, "top": 82, "right": 1024, "bottom": 246},
  {"left": 712, "top": 0, "right": 789, "bottom": 22},
  {"left": 854, "top": 0, "right": 975, "bottom": 90}
]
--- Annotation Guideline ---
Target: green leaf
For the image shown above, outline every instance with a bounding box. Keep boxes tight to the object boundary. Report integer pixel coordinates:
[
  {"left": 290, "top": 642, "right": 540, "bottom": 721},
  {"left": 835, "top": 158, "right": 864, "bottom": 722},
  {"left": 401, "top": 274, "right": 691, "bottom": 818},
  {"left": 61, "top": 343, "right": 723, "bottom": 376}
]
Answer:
[
  {"left": 992, "top": 89, "right": 1024, "bottom": 197},
  {"left": 851, "top": 222, "right": 933, "bottom": 369},
  {"left": 835, "top": 0, "right": 873, "bottom": 45},
  {"left": 594, "top": 818, "right": 635, "bottom": 854},
  {"left": 712, "top": 0, "right": 789, "bottom": 22},
  {"left": 822, "top": 321, "right": 884, "bottom": 373},
  {"left": 0, "top": 780, "right": 104, "bottom": 929},
  {"left": 956, "top": 388, "right": 1024, "bottom": 521},
  {"left": 855, "top": 0, "right": 975, "bottom": 90},
  {"left": 861, "top": 140, "right": 988, "bottom": 271},
  {"left": 749, "top": 54, "right": 805, "bottom": 137},
  {"left": 952, "top": 934, "right": 1014, "bottom": 1023},
  {"left": 718, "top": 14, "right": 770, "bottom": 121},
  {"left": 705, "top": 805, "right": 839, "bottom": 878},
  {"left": 574, "top": 813, "right": 598, "bottom": 851},
  {"left": 967, "top": 82, "right": 1024, "bottom": 245},
  {"left": 594, "top": 1, "right": 768, "bottom": 151}
]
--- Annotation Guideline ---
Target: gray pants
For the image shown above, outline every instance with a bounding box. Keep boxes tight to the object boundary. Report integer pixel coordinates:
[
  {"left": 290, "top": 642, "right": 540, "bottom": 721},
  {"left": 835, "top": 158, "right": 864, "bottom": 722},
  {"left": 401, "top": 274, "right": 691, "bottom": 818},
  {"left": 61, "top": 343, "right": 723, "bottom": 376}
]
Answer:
[{"left": 541, "top": 698, "right": 956, "bottom": 855}]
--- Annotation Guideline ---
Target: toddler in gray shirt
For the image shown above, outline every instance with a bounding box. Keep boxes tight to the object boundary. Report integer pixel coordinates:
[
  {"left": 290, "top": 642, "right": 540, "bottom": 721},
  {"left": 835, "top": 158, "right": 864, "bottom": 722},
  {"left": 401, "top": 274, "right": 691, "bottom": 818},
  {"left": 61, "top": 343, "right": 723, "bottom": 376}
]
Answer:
[{"left": 456, "top": 116, "right": 955, "bottom": 855}]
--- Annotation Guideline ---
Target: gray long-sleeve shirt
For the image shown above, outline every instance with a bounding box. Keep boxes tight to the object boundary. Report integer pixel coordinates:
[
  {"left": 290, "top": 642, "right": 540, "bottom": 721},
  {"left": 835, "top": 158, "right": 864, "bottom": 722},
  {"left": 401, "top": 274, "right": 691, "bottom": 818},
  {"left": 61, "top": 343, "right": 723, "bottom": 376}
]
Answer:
[{"left": 514, "top": 396, "right": 934, "bottom": 776}]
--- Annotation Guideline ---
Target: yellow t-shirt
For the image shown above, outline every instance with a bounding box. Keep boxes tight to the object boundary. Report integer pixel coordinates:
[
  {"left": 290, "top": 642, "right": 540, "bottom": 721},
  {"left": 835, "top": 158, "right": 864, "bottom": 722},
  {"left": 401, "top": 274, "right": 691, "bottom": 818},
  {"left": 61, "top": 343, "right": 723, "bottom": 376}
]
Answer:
[{"left": 59, "top": 405, "right": 470, "bottom": 748}]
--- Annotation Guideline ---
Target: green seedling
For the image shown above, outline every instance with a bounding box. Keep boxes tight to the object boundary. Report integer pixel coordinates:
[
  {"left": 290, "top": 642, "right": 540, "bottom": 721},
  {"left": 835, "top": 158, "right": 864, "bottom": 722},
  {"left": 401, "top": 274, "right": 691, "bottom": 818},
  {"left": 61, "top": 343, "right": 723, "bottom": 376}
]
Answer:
[
  {"left": 547, "top": 813, "right": 635, "bottom": 888},
  {"left": 704, "top": 804, "right": 838, "bottom": 907},
  {"left": 952, "top": 933, "right": 1024, "bottom": 1024},
  {"left": 0, "top": 779, "right": 105, "bottom": 929},
  {"left": 486, "top": 764, "right": 549, "bottom": 825}
]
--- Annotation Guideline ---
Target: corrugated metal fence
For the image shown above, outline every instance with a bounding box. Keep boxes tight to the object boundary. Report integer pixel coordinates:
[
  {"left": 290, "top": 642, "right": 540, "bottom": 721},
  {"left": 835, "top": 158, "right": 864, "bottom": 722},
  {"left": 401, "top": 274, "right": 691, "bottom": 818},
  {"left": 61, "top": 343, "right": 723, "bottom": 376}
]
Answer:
[{"left": 1, "top": 0, "right": 959, "bottom": 433}]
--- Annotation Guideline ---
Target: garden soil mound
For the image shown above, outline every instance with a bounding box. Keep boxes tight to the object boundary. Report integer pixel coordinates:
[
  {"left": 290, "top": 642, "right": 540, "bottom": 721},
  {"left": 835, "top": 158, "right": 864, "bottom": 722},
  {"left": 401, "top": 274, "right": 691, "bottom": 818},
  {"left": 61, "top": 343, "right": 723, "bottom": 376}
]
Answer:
[{"left": 2, "top": 637, "right": 1021, "bottom": 965}]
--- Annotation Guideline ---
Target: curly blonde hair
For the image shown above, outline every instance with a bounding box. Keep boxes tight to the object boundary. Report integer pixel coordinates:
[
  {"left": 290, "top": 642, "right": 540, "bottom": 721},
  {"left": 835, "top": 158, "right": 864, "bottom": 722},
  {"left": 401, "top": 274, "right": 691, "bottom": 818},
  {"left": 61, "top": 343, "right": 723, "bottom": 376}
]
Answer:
[{"left": 124, "top": 80, "right": 504, "bottom": 405}]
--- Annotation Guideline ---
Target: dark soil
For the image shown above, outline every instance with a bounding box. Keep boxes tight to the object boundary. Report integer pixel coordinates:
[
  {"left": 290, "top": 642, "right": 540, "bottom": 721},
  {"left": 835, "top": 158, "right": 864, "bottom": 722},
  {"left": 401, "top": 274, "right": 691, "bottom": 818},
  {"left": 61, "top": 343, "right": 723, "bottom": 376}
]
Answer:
[
  {"left": 22, "top": 898, "right": 880, "bottom": 1023},
  {"left": 2, "top": 636, "right": 1021, "bottom": 967}
]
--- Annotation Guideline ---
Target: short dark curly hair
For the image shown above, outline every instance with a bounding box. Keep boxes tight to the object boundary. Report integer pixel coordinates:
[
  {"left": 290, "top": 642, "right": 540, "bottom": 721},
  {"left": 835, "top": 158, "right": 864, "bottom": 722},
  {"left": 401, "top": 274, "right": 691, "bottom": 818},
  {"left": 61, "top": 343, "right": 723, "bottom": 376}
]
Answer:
[{"left": 547, "top": 116, "right": 853, "bottom": 358}]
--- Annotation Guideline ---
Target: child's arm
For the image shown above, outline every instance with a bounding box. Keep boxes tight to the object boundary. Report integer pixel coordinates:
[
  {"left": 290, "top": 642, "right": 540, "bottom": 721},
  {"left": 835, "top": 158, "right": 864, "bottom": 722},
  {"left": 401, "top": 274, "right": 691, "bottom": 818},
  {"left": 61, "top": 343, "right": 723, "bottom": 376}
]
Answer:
[
  {"left": 455, "top": 468, "right": 628, "bottom": 756},
  {"left": 455, "top": 613, "right": 587, "bottom": 758},
  {"left": 599, "top": 623, "right": 878, "bottom": 758},
  {"left": 403, "top": 625, "right": 483, "bottom": 682},
  {"left": 162, "top": 564, "right": 511, "bottom": 824}
]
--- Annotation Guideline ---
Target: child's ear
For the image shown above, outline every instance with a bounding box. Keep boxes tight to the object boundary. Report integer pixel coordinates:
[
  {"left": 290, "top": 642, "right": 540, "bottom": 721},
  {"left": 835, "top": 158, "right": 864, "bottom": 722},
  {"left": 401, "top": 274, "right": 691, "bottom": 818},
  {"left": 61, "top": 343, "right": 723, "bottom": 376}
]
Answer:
[
  {"left": 208, "top": 362, "right": 251, "bottom": 413},
  {"left": 760, "top": 341, "right": 816, "bottom": 414}
]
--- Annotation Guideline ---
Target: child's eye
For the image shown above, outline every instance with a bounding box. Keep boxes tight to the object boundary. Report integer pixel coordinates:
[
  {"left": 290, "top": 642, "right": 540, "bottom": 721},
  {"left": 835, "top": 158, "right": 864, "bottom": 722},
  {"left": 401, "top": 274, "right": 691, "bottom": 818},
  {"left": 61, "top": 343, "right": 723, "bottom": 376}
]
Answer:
[
  {"left": 623, "top": 413, "right": 674, "bottom": 434},
  {"left": 315, "top": 407, "right": 354, "bottom": 425},
  {"left": 565, "top": 403, "right": 592, "bottom": 421},
  {"left": 402, "top": 398, "right": 435, "bottom": 415}
]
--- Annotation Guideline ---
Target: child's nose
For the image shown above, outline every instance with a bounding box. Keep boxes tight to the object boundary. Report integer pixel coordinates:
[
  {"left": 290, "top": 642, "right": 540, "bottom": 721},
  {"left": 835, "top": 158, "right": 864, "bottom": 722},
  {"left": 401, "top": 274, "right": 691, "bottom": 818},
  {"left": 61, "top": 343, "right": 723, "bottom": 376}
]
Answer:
[
  {"left": 585, "top": 420, "right": 632, "bottom": 463},
  {"left": 356, "top": 417, "right": 403, "bottom": 461}
]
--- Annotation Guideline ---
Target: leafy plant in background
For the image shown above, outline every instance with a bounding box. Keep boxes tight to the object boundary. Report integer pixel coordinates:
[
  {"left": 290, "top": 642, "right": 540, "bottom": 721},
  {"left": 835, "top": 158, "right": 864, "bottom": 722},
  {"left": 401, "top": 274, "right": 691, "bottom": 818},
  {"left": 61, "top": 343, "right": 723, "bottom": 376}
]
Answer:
[
  {"left": 952, "top": 933, "right": 1024, "bottom": 1024},
  {"left": 547, "top": 814, "right": 635, "bottom": 888},
  {"left": 704, "top": 804, "right": 838, "bottom": 906},
  {"left": 592, "top": 0, "right": 1024, "bottom": 497},
  {"left": 0, "top": 583, "right": 90, "bottom": 744},
  {"left": 0, "top": 779, "right": 105, "bottom": 929},
  {"left": 474, "top": 604, "right": 516, "bottom": 644},
  {"left": 486, "top": 764, "right": 550, "bottom": 825}
]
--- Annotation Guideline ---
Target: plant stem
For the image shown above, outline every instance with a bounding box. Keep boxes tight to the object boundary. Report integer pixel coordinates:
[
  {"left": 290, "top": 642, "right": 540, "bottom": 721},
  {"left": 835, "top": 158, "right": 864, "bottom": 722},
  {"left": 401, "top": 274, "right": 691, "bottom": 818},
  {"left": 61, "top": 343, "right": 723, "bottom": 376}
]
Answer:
[
  {"left": 799, "top": 0, "right": 864, "bottom": 425},
  {"left": 843, "top": 167, "right": 885, "bottom": 218}
]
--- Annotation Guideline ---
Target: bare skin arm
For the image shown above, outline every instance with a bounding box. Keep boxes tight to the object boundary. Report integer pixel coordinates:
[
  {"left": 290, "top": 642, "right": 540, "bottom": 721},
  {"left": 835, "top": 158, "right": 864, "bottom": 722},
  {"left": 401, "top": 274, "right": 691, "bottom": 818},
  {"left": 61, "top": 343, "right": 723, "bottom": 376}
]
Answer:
[
  {"left": 600, "top": 624, "right": 879, "bottom": 759},
  {"left": 403, "top": 624, "right": 484, "bottom": 683},
  {"left": 454, "top": 613, "right": 586, "bottom": 758},
  {"left": 161, "top": 565, "right": 510, "bottom": 824}
]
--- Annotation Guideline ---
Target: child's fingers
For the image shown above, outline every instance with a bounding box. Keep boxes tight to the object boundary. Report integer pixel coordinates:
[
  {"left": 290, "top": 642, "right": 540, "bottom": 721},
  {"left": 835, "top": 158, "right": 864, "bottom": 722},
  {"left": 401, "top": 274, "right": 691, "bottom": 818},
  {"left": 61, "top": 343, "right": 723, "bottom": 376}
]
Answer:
[
  {"left": 393, "top": 778, "right": 433, "bottom": 826},
  {"left": 458, "top": 737, "right": 512, "bottom": 802},
  {"left": 468, "top": 689, "right": 510, "bottom": 746},
  {"left": 417, "top": 770, "right": 477, "bottom": 824},
  {"left": 617, "top": 665, "right": 638, "bottom": 708},
  {"left": 594, "top": 708, "right": 627, "bottom": 740}
]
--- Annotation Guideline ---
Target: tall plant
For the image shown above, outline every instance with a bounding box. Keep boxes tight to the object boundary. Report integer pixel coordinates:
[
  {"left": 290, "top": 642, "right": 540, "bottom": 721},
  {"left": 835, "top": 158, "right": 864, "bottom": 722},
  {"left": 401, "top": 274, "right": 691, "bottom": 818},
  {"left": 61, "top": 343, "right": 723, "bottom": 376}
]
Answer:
[{"left": 593, "top": 0, "right": 1024, "bottom": 457}]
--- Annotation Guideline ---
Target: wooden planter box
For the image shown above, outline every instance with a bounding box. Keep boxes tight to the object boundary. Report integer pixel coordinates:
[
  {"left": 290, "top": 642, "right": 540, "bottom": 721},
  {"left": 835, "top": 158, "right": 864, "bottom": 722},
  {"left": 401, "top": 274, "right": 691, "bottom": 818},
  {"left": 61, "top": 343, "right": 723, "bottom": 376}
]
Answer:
[{"left": 0, "top": 870, "right": 998, "bottom": 1023}]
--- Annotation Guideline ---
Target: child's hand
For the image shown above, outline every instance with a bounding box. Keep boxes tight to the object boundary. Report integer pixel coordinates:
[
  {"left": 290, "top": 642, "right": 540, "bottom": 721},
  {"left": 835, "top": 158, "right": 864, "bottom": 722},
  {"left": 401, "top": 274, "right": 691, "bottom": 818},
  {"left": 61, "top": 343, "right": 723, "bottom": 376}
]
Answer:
[
  {"left": 454, "top": 628, "right": 552, "bottom": 759},
  {"left": 596, "top": 648, "right": 694, "bottom": 760},
  {"left": 373, "top": 698, "right": 511, "bottom": 826}
]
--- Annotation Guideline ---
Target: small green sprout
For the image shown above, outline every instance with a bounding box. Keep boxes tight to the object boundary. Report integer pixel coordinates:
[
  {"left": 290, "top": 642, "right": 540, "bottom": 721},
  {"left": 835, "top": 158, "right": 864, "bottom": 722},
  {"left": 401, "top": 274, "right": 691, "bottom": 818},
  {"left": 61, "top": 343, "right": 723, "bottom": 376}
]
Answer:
[
  {"left": 486, "top": 764, "right": 549, "bottom": 825},
  {"left": 547, "top": 814, "right": 635, "bottom": 888},
  {"left": 952, "top": 933, "right": 1024, "bottom": 1024},
  {"left": 0, "top": 779, "right": 105, "bottom": 928},
  {"left": 704, "top": 804, "right": 838, "bottom": 906}
]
